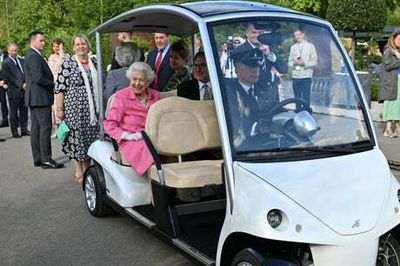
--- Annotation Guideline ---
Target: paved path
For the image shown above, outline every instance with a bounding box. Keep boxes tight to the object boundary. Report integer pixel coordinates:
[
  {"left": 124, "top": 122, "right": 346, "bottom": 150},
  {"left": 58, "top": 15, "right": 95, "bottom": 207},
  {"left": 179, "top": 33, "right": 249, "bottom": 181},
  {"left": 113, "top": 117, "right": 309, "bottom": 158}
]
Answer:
[
  {"left": 0, "top": 127, "right": 193, "bottom": 266},
  {"left": 376, "top": 122, "right": 400, "bottom": 166}
]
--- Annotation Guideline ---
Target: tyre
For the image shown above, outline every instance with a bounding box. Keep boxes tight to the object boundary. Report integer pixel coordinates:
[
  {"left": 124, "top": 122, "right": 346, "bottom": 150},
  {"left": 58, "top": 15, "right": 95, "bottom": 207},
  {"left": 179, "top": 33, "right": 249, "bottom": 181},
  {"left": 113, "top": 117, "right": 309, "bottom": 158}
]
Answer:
[
  {"left": 231, "top": 248, "right": 264, "bottom": 266},
  {"left": 377, "top": 233, "right": 400, "bottom": 266},
  {"left": 84, "top": 165, "right": 113, "bottom": 217}
]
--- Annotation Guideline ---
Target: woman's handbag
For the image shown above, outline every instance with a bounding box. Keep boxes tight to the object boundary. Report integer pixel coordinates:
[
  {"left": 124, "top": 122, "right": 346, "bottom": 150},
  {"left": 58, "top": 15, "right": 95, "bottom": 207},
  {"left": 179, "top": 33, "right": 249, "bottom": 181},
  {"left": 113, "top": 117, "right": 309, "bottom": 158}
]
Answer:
[{"left": 56, "top": 120, "right": 70, "bottom": 142}]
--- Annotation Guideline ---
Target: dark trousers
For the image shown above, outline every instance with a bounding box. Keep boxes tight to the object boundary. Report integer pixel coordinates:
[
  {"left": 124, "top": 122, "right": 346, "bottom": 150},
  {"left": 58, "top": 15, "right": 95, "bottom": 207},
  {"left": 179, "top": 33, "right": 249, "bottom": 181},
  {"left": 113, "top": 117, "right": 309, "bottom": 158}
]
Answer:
[
  {"left": 293, "top": 78, "right": 312, "bottom": 105},
  {"left": 9, "top": 90, "right": 28, "bottom": 132},
  {"left": 30, "top": 106, "right": 52, "bottom": 163},
  {"left": 0, "top": 89, "right": 8, "bottom": 123}
]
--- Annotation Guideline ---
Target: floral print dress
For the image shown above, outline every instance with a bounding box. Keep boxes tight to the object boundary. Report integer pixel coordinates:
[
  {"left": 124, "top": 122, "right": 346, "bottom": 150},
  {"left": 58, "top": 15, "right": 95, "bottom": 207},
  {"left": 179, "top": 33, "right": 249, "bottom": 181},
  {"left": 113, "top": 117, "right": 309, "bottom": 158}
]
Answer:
[{"left": 55, "top": 57, "right": 99, "bottom": 161}]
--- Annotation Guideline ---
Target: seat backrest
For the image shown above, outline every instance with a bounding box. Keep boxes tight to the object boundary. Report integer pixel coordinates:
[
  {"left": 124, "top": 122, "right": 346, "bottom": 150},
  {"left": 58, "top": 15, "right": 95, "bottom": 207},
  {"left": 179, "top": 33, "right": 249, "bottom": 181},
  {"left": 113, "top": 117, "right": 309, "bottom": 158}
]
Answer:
[
  {"left": 105, "top": 93, "right": 116, "bottom": 118},
  {"left": 145, "top": 97, "right": 220, "bottom": 156},
  {"left": 160, "top": 90, "right": 177, "bottom": 99}
]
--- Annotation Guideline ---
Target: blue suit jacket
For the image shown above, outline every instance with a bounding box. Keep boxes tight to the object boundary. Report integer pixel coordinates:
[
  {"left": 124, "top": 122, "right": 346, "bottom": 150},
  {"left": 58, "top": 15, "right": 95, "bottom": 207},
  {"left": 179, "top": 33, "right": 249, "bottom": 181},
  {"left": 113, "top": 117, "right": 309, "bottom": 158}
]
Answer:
[{"left": 146, "top": 48, "right": 173, "bottom": 92}]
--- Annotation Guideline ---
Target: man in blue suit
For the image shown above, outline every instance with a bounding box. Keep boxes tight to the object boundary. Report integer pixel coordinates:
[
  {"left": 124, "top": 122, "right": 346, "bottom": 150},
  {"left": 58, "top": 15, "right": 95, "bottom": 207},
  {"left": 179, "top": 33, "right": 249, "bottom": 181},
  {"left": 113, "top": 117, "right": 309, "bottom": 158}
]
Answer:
[{"left": 146, "top": 33, "right": 173, "bottom": 92}]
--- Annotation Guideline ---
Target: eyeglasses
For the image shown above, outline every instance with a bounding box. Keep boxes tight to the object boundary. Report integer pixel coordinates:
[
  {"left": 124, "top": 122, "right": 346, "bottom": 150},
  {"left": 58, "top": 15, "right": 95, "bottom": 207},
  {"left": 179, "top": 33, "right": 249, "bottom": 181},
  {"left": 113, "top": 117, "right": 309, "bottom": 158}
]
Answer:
[{"left": 193, "top": 63, "right": 207, "bottom": 69}]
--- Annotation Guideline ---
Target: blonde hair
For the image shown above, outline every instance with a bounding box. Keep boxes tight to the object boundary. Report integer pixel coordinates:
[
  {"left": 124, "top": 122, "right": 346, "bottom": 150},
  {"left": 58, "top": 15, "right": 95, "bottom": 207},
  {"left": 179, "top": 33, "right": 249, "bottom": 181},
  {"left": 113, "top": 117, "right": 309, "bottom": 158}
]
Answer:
[
  {"left": 387, "top": 31, "right": 400, "bottom": 51},
  {"left": 72, "top": 34, "right": 91, "bottom": 52}
]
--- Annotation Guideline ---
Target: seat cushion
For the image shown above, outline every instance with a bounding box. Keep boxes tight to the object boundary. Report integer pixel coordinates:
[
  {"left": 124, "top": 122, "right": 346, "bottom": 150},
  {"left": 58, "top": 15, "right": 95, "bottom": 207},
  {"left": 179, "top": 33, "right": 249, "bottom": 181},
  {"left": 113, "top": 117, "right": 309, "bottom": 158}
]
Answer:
[{"left": 148, "top": 160, "right": 223, "bottom": 188}]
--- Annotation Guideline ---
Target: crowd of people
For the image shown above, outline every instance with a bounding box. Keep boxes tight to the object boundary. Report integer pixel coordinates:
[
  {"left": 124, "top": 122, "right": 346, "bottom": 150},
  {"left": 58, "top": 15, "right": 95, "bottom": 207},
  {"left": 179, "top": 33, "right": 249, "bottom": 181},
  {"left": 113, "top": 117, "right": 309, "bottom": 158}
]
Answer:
[
  {"left": 0, "top": 30, "right": 213, "bottom": 184},
  {"left": 0, "top": 24, "right": 399, "bottom": 183}
]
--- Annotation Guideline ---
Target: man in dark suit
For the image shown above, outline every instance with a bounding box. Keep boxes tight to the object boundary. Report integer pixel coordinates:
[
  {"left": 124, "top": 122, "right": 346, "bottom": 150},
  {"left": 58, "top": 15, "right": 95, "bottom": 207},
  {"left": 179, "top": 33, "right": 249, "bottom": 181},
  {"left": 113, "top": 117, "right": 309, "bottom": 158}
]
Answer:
[
  {"left": 225, "top": 45, "right": 280, "bottom": 146},
  {"left": 0, "top": 47, "right": 8, "bottom": 127},
  {"left": 0, "top": 71, "right": 7, "bottom": 141},
  {"left": 177, "top": 52, "right": 212, "bottom": 100},
  {"left": 242, "top": 23, "right": 287, "bottom": 82},
  {"left": 2, "top": 43, "right": 29, "bottom": 138},
  {"left": 146, "top": 33, "right": 173, "bottom": 92},
  {"left": 24, "top": 31, "right": 63, "bottom": 169}
]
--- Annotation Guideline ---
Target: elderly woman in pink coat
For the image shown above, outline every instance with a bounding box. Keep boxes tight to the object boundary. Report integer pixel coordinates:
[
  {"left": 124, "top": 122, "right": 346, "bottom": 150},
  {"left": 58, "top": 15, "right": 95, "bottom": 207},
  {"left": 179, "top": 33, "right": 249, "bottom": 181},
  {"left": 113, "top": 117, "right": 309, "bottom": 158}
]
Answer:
[{"left": 104, "top": 62, "right": 160, "bottom": 175}]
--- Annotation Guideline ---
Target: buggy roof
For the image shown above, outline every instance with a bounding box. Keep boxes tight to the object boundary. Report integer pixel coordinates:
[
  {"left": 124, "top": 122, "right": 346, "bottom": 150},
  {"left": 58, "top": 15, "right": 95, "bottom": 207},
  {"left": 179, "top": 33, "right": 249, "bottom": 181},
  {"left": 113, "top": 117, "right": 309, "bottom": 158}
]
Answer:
[{"left": 90, "top": 1, "right": 304, "bottom": 36}]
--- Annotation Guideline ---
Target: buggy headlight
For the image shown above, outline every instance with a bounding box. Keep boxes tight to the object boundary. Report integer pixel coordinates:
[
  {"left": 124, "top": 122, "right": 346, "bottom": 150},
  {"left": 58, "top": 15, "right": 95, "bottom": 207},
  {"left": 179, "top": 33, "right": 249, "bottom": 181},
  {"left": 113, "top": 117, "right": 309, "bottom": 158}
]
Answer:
[{"left": 267, "top": 209, "right": 283, "bottom": 228}]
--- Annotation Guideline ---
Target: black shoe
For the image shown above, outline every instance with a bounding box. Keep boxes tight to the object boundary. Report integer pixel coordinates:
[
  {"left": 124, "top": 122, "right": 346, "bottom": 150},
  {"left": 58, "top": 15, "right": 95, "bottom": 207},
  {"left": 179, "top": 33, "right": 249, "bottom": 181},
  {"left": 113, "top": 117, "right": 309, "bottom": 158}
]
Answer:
[
  {"left": 0, "top": 122, "right": 8, "bottom": 128},
  {"left": 21, "top": 129, "right": 30, "bottom": 136},
  {"left": 41, "top": 159, "right": 64, "bottom": 169},
  {"left": 12, "top": 132, "right": 21, "bottom": 138},
  {"left": 34, "top": 161, "right": 41, "bottom": 167},
  {"left": 0, "top": 138, "right": 5, "bottom": 142}
]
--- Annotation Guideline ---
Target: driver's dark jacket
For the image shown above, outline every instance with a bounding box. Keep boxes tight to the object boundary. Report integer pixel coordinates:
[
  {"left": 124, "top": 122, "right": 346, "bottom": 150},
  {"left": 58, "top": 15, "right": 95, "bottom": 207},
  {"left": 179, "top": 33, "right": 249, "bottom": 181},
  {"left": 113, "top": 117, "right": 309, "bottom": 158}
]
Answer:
[{"left": 224, "top": 76, "right": 279, "bottom": 139}]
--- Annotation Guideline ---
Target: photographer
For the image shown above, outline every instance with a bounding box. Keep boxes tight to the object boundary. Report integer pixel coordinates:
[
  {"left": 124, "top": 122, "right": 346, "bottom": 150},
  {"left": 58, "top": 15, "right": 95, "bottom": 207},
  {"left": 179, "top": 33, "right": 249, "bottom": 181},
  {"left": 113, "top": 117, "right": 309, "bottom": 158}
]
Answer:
[
  {"left": 241, "top": 22, "right": 287, "bottom": 83},
  {"left": 288, "top": 28, "right": 318, "bottom": 105},
  {"left": 220, "top": 36, "right": 244, "bottom": 78}
]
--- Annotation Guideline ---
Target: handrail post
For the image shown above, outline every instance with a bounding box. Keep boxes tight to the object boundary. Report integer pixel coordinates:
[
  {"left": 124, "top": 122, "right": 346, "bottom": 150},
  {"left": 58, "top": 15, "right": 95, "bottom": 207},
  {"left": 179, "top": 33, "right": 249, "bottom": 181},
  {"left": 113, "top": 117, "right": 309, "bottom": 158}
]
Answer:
[{"left": 95, "top": 31, "right": 105, "bottom": 141}]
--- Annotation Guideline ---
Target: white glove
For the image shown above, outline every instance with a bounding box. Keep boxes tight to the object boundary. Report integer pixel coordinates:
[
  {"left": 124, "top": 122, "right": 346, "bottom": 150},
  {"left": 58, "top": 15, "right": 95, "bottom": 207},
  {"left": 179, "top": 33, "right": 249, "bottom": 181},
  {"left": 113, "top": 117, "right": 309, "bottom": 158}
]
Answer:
[{"left": 121, "top": 131, "right": 143, "bottom": 141}]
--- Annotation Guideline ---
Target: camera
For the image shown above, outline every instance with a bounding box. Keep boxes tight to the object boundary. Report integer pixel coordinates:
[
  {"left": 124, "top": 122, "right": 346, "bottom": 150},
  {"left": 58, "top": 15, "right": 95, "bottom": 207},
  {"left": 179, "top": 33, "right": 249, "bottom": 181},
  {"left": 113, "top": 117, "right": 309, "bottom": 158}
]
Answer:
[{"left": 226, "top": 36, "right": 234, "bottom": 51}]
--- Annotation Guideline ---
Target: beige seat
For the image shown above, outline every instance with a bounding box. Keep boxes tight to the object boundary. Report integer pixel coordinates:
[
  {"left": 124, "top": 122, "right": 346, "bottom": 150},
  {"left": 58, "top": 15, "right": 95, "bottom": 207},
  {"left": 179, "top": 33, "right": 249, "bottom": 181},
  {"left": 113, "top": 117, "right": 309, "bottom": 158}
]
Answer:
[
  {"left": 105, "top": 94, "right": 130, "bottom": 165},
  {"left": 107, "top": 90, "right": 180, "bottom": 166},
  {"left": 146, "top": 96, "right": 222, "bottom": 188},
  {"left": 148, "top": 160, "right": 222, "bottom": 188},
  {"left": 160, "top": 90, "right": 177, "bottom": 98}
]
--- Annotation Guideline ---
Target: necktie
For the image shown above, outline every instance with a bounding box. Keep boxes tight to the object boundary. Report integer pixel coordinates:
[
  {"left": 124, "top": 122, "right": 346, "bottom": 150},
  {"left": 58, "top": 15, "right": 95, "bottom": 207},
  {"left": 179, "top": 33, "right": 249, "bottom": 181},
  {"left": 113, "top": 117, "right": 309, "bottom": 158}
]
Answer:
[
  {"left": 154, "top": 49, "right": 163, "bottom": 74},
  {"left": 248, "top": 87, "right": 254, "bottom": 99},
  {"left": 202, "top": 84, "right": 212, "bottom": 100},
  {"left": 153, "top": 49, "right": 164, "bottom": 90},
  {"left": 15, "top": 58, "right": 23, "bottom": 76}
]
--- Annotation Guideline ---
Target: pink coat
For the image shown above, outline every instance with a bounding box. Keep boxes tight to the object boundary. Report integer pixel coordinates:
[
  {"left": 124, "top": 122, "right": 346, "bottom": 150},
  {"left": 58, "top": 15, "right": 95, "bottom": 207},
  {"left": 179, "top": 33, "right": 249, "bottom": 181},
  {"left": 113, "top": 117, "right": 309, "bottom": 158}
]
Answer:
[{"left": 103, "top": 86, "right": 160, "bottom": 175}]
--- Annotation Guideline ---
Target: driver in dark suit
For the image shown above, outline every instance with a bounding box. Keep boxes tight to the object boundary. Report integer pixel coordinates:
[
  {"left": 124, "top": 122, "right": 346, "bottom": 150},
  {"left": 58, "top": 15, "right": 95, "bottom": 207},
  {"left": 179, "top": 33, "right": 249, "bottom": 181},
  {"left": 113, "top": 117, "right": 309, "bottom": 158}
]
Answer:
[{"left": 225, "top": 45, "right": 280, "bottom": 147}]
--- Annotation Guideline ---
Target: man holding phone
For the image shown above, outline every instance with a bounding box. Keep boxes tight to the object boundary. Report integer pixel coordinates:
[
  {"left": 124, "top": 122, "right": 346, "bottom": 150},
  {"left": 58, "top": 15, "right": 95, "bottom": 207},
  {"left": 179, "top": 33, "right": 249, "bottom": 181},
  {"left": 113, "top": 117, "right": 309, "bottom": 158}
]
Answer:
[{"left": 288, "top": 28, "right": 318, "bottom": 105}]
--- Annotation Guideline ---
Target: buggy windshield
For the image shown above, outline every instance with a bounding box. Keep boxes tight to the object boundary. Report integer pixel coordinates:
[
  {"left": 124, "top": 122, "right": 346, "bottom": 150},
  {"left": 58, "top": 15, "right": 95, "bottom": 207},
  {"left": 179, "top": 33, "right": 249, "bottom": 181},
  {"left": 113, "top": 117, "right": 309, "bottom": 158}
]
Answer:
[{"left": 208, "top": 18, "right": 373, "bottom": 159}]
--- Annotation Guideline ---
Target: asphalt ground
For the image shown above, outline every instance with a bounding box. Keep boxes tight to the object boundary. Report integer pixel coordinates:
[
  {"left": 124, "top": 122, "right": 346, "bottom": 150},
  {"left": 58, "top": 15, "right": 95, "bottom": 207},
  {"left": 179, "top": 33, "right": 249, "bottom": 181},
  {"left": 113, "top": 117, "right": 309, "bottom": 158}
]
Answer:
[
  {"left": 376, "top": 122, "right": 400, "bottom": 168},
  {"left": 0, "top": 123, "right": 399, "bottom": 265},
  {"left": 0, "top": 128, "right": 194, "bottom": 266}
]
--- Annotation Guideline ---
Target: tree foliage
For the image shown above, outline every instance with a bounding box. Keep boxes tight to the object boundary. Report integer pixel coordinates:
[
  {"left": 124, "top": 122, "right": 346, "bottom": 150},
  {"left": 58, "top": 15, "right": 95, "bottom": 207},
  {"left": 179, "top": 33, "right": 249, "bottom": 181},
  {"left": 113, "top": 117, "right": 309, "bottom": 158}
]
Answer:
[
  {"left": 387, "top": 0, "right": 400, "bottom": 10},
  {"left": 326, "top": 0, "right": 387, "bottom": 32},
  {"left": 0, "top": 0, "right": 395, "bottom": 61},
  {"left": 1, "top": 0, "right": 136, "bottom": 56}
]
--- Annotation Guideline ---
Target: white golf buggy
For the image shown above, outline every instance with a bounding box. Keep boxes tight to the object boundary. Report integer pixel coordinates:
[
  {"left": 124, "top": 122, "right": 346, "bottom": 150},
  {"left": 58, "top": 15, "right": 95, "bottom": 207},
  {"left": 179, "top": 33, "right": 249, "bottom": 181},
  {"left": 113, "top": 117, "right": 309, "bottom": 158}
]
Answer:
[{"left": 83, "top": 1, "right": 400, "bottom": 265}]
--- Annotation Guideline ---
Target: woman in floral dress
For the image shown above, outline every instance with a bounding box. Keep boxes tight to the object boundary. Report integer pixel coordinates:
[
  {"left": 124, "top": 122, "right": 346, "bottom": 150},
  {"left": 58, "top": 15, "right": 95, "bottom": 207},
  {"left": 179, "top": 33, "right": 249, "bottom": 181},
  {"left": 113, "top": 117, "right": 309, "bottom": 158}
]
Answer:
[{"left": 55, "top": 34, "right": 100, "bottom": 183}]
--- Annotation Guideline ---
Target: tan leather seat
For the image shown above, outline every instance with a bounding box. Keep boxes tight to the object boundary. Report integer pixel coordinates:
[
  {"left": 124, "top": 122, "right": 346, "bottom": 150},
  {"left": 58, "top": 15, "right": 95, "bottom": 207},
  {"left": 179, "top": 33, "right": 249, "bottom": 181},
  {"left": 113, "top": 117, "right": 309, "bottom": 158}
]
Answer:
[
  {"left": 160, "top": 90, "right": 177, "bottom": 98},
  {"left": 148, "top": 160, "right": 223, "bottom": 188},
  {"left": 107, "top": 91, "right": 179, "bottom": 166},
  {"left": 146, "top": 97, "right": 222, "bottom": 188}
]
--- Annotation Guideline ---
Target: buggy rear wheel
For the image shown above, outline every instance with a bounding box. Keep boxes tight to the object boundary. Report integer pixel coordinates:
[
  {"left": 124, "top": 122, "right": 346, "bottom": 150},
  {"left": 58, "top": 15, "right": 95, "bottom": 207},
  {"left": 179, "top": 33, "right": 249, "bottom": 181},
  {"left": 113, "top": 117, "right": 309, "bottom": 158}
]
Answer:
[{"left": 84, "top": 165, "right": 113, "bottom": 217}]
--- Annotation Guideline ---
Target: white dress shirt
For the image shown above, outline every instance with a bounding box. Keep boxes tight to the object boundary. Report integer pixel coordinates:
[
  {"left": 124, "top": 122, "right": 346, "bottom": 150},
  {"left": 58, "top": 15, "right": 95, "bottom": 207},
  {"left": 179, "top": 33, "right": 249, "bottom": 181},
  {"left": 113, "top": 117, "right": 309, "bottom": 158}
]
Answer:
[{"left": 198, "top": 81, "right": 212, "bottom": 100}]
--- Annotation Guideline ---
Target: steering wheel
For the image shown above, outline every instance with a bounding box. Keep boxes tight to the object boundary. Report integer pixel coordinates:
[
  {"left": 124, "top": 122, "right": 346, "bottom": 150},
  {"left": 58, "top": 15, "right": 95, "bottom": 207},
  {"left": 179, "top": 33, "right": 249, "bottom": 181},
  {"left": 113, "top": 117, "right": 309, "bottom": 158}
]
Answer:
[
  {"left": 266, "top": 98, "right": 312, "bottom": 118},
  {"left": 256, "top": 98, "right": 313, "bottom": 135}
]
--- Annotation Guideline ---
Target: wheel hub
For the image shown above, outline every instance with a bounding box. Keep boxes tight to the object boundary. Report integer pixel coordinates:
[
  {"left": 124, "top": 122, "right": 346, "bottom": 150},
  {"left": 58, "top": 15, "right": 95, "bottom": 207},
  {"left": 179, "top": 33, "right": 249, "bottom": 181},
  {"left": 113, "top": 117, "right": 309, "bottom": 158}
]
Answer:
[
  {"left": 85, "top": 175, "right": 96, "bottom": 211},
  {"left": 377, "top": 235, "right": 400, "bottom": 266}
]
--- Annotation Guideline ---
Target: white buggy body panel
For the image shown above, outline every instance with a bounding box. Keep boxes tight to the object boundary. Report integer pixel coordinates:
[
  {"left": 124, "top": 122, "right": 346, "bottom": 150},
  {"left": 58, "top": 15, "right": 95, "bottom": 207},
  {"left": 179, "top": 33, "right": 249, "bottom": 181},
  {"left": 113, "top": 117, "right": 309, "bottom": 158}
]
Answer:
[
  {"left": 87, "top": 140, "right": 151, "bottom": 207},
  {"left": 216, "top": 148, "right": 400, "bottom": 265}
]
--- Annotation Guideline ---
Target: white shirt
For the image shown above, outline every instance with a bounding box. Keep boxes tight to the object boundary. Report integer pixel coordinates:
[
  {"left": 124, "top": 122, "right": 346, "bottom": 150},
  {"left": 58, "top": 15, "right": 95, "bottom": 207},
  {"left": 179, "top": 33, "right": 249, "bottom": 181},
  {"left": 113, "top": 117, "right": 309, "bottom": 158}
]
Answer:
[
  {"left": 198, "top": 81, "right": 212, "bottom": 100},
  {"left": 238, "top": 80, "right": 254, "bottom": 95}
]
